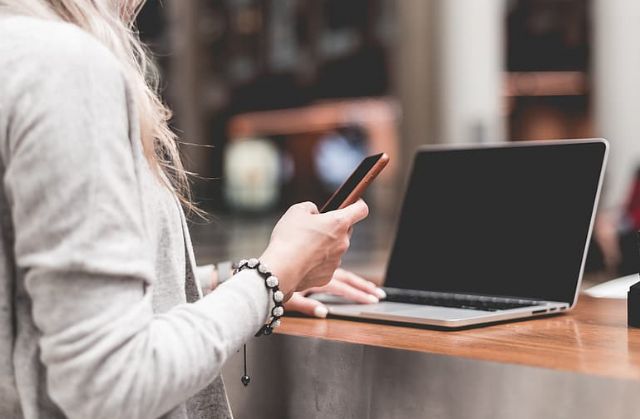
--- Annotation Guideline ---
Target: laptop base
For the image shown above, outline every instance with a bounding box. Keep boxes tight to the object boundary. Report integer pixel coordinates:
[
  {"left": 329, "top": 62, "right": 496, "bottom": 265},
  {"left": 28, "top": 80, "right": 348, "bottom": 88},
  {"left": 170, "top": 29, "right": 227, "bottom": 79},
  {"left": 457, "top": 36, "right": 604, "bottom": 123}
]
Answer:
[{"left": 313, "top": 294, "right": 569, "bottom": 329}]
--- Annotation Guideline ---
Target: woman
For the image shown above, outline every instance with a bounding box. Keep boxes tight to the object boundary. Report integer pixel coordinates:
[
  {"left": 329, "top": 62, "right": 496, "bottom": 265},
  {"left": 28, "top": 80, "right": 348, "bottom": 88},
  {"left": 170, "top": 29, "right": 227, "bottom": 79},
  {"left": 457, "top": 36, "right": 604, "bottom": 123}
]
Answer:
[{"left": 0, "top": 1, "right": 384, "bottom": 418}]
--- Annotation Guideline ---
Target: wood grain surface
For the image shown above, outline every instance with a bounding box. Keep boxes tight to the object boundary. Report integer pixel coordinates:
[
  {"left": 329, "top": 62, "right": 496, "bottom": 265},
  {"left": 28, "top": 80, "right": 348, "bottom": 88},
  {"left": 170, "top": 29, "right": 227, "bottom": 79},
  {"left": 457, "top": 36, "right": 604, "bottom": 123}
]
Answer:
[{"left": 276, "top": 295, "right": 640, "bottom": 381}]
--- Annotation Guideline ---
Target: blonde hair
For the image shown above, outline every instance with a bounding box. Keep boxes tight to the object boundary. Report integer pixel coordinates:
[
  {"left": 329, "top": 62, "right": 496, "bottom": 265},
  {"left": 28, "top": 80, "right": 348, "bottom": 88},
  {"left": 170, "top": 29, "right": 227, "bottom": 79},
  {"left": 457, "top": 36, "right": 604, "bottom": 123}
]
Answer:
[{"left": 0, "top": 0, "right": 193, "bottom": 210}]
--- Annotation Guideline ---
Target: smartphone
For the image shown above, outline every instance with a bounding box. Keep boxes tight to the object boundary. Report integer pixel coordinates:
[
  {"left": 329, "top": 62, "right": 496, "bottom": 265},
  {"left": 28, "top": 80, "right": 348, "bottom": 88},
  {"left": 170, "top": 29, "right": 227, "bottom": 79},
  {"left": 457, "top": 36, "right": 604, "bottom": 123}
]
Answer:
[{"left": 320, "top": 152, "right": 389, "bottom": 213}]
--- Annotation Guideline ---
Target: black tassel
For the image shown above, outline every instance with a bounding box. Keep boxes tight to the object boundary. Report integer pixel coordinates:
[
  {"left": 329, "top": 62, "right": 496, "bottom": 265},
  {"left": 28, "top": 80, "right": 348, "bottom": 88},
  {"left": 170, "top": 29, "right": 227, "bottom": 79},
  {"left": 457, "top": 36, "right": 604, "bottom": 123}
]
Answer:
[{"left": 241, "top": 344, "right": 250, "bottom": 386}]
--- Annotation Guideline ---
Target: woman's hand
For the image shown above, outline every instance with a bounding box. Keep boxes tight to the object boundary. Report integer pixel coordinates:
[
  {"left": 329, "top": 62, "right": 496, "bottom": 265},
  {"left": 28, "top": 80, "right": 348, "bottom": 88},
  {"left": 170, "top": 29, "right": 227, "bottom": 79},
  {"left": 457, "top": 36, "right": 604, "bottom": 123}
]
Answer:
[
  {"left": 260, "top": 200, "right": 369, "bottom": 298},
  {"left": 284, "top": 268, "right": 385, "bottom": 318}
]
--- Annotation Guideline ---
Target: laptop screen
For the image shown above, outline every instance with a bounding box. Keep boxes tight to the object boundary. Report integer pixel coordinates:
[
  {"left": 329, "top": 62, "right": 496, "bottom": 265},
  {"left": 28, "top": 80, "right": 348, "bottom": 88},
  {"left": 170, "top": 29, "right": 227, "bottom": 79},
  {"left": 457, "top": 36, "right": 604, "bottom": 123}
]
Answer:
[{"left": 384, "top": 140, "right": 607, "bottom": 304}]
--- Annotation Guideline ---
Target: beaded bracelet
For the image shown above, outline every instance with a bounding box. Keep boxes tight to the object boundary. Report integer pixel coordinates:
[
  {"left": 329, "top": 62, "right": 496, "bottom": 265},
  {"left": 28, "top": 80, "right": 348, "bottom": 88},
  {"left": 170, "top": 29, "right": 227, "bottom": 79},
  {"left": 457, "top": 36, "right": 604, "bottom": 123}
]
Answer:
[
  {"left": 234, "top": 258, "right": 285, "bottom": 386},
  {"left": 235, "top": 258, "right": 285, "bottom": 336}
]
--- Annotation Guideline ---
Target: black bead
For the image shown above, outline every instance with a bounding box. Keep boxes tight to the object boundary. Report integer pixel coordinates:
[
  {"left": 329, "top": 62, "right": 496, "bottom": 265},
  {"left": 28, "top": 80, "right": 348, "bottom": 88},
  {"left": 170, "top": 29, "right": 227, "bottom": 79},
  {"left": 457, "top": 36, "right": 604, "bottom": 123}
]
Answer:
[
  {"left": 263, "top": 326, "right": 273, "bottom": 335},
  {"left": 241, "top": 375, "right": 251, "bottom": 386}
]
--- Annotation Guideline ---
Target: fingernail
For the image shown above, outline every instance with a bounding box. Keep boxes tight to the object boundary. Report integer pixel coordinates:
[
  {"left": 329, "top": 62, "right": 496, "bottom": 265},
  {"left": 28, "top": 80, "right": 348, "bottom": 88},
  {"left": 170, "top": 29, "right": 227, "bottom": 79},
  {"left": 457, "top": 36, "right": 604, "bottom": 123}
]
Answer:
[
  {"left": 375, "top": 288, "right": 387, "bottom": 299},
  {"left": 314, "top": 306, "right": 329, "bottom": 318},
  {"left": 367, "top": 294, "right": 379, "bottom": 303}
]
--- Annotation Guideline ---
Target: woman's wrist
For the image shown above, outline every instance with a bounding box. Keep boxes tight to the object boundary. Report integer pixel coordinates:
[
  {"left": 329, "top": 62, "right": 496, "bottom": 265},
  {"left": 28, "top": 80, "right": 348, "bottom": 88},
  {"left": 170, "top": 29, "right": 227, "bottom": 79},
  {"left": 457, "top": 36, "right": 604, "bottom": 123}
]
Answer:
[
  {"left": 259, "top": 247, "right": 299, "bottom": 298},
  {"left": 235, "top": 258, "right": 287, "bottom": 336}
]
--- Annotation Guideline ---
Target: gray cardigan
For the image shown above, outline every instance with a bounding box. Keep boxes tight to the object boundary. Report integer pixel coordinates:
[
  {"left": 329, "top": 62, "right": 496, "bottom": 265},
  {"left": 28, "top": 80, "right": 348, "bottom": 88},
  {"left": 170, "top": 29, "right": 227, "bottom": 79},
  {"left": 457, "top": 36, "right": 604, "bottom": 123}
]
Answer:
[{"left": 0, "top": 15, "right": 271, "bottom": 419}]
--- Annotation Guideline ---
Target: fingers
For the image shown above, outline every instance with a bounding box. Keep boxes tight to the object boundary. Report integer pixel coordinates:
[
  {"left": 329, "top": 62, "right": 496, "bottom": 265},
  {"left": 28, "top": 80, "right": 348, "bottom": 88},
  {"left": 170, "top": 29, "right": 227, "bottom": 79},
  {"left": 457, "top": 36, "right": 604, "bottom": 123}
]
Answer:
[
  {"left": 330, "top": 199, "right": 369, "bottom": 226},
  {"left": 334, "top": 268, "right": 386, "bottom": 299},
  {"left": 284, "top": 293, "right": 329, "bottom": 318},
  {"left": 321, "top": 277, "right": 379, "bottom": 304}
]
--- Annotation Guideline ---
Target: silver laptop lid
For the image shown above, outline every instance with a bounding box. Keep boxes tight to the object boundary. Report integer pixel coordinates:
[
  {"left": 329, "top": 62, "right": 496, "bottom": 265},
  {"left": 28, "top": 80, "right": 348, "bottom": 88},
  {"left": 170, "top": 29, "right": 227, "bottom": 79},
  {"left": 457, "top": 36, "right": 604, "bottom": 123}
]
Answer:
[{"left": 384, "top": 139, "right": 608, "bottom": 307}]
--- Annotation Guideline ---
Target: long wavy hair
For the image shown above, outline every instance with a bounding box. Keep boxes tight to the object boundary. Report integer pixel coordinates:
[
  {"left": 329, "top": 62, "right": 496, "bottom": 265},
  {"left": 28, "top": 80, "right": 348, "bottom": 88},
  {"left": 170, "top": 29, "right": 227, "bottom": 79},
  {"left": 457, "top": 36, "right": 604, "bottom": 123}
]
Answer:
[{"left": 0, "top": 0, "right": 194, "bottom": 209}]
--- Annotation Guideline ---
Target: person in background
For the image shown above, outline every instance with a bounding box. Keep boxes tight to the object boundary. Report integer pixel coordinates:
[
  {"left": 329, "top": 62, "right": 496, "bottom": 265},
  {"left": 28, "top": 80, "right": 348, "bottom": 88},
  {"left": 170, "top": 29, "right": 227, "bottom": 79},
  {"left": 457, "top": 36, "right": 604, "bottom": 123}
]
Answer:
[
  {"left": 0, "top": 1, "right": 384, "bottom": 418},
  {"left": 593, "top": 167, "right": 640, "bottom": 277}
]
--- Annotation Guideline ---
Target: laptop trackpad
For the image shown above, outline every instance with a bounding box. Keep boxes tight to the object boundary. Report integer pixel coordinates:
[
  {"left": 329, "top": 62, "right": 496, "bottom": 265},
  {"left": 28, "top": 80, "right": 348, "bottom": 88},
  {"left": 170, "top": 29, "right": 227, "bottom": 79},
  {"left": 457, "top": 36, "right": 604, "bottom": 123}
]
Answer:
[
  {"left": 327, "top": 301, "right": 488, "bottom": 320},
  {"left": 351, "top": 302, "right": 421, "bottom": 313},
  {"left": 311, "top": 294, "right": 490, "bottom": 321}
]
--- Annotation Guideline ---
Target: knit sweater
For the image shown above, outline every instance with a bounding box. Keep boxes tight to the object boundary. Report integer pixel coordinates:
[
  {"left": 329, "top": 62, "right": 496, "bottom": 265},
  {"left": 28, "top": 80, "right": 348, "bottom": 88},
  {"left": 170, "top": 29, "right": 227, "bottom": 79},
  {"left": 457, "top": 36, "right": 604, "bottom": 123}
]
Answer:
[{"left": 0, "top": 14, "right": 271, "bottom": 419}]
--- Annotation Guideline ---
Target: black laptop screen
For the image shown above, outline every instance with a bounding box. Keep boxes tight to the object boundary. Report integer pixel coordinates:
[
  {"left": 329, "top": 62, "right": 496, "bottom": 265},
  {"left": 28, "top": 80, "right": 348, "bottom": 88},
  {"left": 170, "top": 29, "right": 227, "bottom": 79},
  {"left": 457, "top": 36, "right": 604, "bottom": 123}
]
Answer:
[{"left": 384, "top": 140, "right": 607, "bottom": 304}]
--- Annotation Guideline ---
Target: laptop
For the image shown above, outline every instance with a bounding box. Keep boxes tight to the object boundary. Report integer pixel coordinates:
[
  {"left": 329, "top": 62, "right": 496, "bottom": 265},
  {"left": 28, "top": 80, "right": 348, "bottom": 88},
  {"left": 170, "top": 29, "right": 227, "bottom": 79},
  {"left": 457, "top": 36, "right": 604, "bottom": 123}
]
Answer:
[{"left": 319, "top": 139, "right": 609, "bottom": 328}]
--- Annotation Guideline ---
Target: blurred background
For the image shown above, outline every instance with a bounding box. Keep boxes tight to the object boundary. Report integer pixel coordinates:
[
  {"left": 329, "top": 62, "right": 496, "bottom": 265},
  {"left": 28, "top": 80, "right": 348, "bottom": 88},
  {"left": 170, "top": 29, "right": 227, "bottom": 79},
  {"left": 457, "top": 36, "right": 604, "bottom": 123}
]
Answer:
[{"left": 136, "top": 0, "right": 640, "bottom": 284}]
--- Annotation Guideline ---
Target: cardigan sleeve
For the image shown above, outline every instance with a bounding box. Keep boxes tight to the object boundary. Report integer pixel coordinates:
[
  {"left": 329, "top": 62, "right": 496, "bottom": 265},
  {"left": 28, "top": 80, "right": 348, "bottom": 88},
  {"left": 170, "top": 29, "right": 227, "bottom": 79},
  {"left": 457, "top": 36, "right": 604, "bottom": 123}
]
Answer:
[{"left": 3, "top": 23, "right": 271, "bottom": 419}]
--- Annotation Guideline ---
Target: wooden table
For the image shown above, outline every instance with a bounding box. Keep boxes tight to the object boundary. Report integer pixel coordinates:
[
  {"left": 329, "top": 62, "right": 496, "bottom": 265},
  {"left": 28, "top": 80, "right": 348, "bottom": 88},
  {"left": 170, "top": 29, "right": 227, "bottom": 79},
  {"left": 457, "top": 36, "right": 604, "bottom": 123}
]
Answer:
[
  {"left": 222, "top": 295, "right": 640, "bottom": 419},
  {"left": 275, "top": 296, "right": 640, "bottom": 381}
]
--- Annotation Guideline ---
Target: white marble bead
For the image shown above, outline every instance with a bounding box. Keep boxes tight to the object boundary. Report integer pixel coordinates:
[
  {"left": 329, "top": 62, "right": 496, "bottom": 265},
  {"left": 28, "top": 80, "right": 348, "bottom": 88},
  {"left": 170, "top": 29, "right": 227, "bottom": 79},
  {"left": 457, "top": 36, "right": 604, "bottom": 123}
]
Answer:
[
  {"left": 273, "top": 290, "right": 284, "bottom": 303},
  {"left": 266, "top": 276, "right": 279, "bottom": 288}
]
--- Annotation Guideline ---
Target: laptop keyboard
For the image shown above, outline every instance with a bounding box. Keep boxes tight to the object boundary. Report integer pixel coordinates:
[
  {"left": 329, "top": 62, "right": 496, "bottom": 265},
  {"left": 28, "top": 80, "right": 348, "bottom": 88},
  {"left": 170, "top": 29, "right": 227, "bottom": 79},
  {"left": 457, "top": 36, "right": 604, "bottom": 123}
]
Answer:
[{"left": 383, "top": 288, "right": 544, "bottom": 312}]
